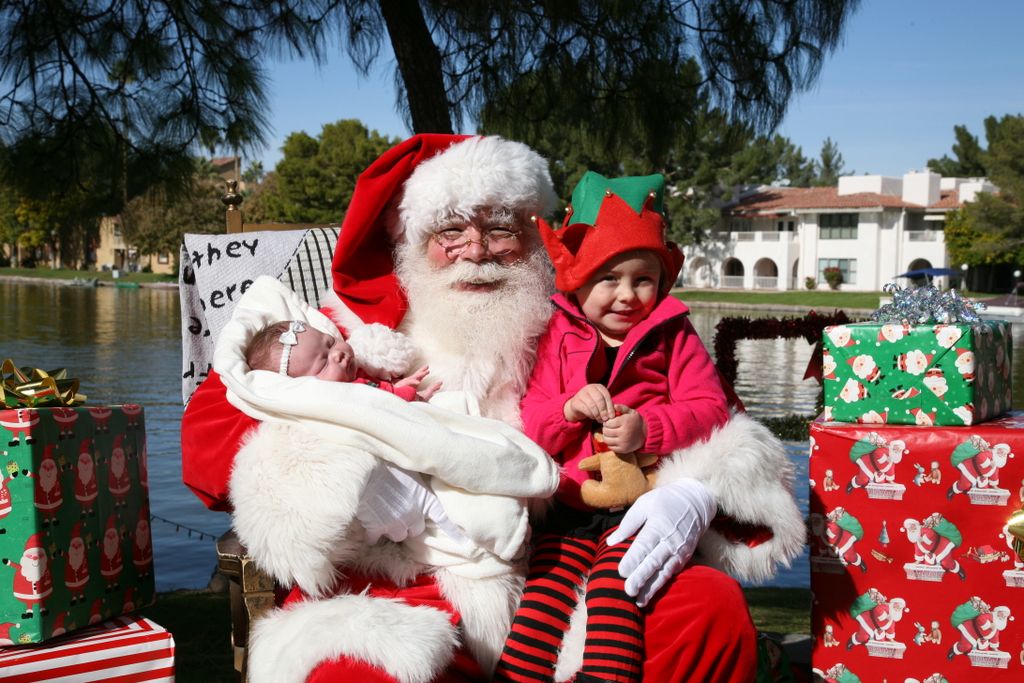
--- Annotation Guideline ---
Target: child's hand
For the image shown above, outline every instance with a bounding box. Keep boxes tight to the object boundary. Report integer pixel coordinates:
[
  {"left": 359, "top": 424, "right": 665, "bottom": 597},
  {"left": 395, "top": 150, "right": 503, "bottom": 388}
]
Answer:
[
  {"left": 395, "top": 365, "right": 430, "bottom": 389},
  {"left": 563, "top": 384, "right": 615, "bottom": 423},
  {"left": 602, "top": 405, "right": 646, "bottom": 453}
]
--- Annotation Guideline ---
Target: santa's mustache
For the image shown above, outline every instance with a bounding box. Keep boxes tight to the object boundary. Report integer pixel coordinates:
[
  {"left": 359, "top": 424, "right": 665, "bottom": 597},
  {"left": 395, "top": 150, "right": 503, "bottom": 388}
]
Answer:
[{"left": 439, "top": 260, "right": 513, "bottom": 287}]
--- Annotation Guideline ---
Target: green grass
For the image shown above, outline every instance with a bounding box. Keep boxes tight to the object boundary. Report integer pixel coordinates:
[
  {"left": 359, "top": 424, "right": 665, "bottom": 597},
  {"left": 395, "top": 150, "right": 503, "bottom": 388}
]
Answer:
[
  {"left": 146, "top": 586, "right": 809, "bottom": 681},
  {"left": 672, "top": 288, "right": 883, "bottom": 310},
  {"left": 744, "top": 587, "right": 811, "bottom": 635},
  {"left": 0, "top": 266, "right": 176, "bottom": 284}
]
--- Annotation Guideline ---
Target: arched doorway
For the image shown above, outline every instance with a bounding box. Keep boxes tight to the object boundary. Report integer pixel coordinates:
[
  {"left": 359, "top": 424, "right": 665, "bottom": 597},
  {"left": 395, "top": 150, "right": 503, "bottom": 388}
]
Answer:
[
  {"left": 687, "top": 257, "right": 712, "bottom": 288},
  {"left": 722, "top": 258, "right": 745, "bottom": 288},
  {"left": 906, "top": 258, "right": 933, "bottom": 287},
  {"left": 753, "top": 258, "right": 779, "bottom": 289}
]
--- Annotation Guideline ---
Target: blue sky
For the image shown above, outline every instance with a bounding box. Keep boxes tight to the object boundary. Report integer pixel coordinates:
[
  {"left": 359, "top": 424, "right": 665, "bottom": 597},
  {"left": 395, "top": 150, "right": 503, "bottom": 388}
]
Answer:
[{"left": 256, "top": 1, "right": 1024, "bottom": 179}]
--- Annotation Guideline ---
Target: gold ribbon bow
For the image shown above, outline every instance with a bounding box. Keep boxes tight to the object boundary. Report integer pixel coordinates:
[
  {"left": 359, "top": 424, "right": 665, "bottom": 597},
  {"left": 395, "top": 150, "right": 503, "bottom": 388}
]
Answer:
[
  {"left": 1007, "top": 509, "right": 1024, "bottom": 561},
  {"left": 1, "top": 359, "right": 86, "bottom": 407}
]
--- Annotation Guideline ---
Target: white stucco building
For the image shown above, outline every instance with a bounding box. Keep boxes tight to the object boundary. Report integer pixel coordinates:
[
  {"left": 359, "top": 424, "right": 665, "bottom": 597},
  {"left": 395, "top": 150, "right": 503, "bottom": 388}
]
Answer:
[{"left": 682, "top": 171, "right": 996, "bottom": 291}]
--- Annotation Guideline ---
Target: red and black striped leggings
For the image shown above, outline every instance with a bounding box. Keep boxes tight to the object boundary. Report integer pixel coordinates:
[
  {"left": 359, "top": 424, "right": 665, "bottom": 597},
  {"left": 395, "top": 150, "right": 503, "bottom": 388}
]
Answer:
[{"left": 494, "top": 526, "right": 642, "bottom": 682}]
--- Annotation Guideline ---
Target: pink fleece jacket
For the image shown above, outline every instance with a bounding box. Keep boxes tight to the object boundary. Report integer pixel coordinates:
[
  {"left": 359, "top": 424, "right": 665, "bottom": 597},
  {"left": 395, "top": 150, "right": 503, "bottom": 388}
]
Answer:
[{"left": 520, "top": 292, "right": 730, "bottom": 509}]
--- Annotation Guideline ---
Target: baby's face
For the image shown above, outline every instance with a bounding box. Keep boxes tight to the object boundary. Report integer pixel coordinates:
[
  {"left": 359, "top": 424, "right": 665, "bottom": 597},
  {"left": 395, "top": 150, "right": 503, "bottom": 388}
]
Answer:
[{"left": 285, "top": 328, "right": 358, "bottom": 382}]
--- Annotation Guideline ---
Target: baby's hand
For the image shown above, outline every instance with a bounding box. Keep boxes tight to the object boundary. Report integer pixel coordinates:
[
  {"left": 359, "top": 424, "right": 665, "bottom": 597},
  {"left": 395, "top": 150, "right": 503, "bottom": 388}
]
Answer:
[
  {"left": 564, "top": 384, "right": 615, "bottom": 423},
  {"left": 395, "top": 365, "right": 431, "bottom": 389},
  {"left": 417, "top": 380, "right": 442, "bottom": 402},
  {"left": 602, "top": 405, "right": 646, "bottom": 453}
]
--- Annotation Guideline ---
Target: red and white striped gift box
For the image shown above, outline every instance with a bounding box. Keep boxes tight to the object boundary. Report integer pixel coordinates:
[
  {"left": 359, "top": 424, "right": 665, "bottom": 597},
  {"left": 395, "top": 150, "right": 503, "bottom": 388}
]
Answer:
[{"left": 0, "top": 615, "right": 174, "bottom": 682}]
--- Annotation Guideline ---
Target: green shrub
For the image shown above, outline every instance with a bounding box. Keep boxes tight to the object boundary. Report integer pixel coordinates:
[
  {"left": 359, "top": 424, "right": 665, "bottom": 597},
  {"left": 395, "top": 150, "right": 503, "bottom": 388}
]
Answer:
[
  {"left": 804, "top": 276, "right": 816, "bottom": 290},
  {"left": 823, "top": 267, "right": 843, "bottom": 290}
]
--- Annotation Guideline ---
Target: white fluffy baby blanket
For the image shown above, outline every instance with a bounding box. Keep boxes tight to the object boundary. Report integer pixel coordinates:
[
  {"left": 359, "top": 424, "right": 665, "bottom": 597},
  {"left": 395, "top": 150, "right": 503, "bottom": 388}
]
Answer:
[{"left": 214, "top": 276, "right": 559, "bottom": 574}]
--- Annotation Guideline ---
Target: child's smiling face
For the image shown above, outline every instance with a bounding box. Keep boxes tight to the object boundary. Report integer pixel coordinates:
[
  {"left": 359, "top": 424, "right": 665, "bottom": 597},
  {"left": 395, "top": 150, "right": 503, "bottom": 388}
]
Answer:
[
  {"left": 574, "top": 250, "right": 661, "bottom": 345},
  {"left": 283, "top": 327, "right": 358, "bottom": 381}
]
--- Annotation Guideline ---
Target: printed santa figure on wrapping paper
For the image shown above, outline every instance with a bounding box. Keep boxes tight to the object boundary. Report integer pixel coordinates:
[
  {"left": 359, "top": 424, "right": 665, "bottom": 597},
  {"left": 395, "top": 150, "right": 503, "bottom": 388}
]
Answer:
[
  {"left": 136, "top": 441, "right": 148, "bottom": 490},
  {"left": 0, "top": 460, "right": 30, "bottom": 534},
  {"left": 948, "top": 597, "right": 1013, "bottom": 668},
  {"left": 2, "top": 532, "right": 53, "bottom": 619},
  {"left": 947, "top": 436, "right": 1013, "bottom": 504},
  {"left": 34, "top": 444, "right": 63, "bottom": 528},
  {"left": 132, "top": 506, "right": 153, "bottom": 578},
  {"left": 64, "top": 521, "right": 90, "bottom": 604},
  {"left": 846, "top": 433, "right": 907, "bottom": 499},
  {"left": 50, "top": 406, "right": 79, "bottom": 440},
  {"left": 824, "top": 507, "right": 868, "bottom": 573},
  {"left": 901, "top": 513, "right": 966, "bottom": 582},
  {"left": 815, "top": 662, "right": 861, "bottom": 683},
  {"left": 50, "top": 612, "right": 68, "bottom": 637},
  {"left": 88, "top": 598, "right": 104, "bottom": 624},
  {"left": 107, "top": 434, "right": 131, "bottom": 508},
  {"left": 99, "top": 515, "right": 123, "bottom": 592},
  {"left": 121, "top": 404, "right": 142, "bottom": 430},
  {"left": 86, "top": 406, "right": 111, "bottom": 433},
  {"left": 0, "top": 621, "right": 21, "bottom": 645},
  {"left": 846, "top": 587, "right": 908, "bottom": 657},
  {"left": 0, "top": 408, "right": 38, "bottom": 447},
  {"left": 74, "top": 438, "right": 99, "bottom": 517}
]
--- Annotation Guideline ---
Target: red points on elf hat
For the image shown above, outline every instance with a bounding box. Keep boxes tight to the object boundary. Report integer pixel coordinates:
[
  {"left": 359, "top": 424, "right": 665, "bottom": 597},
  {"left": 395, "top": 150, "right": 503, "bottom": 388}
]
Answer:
[{"left": 536, "top": 171, "right": 684, "bottom": 294}]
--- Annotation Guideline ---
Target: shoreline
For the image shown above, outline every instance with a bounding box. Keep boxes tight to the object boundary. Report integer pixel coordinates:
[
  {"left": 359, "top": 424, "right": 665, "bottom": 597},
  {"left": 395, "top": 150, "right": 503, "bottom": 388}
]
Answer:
[{"left": 0, "top": 273, "right": 178, "bottom": 290}]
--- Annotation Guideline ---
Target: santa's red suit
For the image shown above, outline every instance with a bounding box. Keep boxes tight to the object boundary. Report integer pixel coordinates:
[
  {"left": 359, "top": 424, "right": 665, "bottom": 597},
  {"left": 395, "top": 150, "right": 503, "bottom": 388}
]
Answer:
[
  {"left": 34, "top": 454, "right": 63, "bottom": 521},
  {"left": 101, "top": 540, "right": 123, "bottom": 586},
  {"left": 181, "top": 135, "right": 805, "bottom": 683},
  {"left": 74, "top": 455, "right": 99, "bottom": 512},
  {"left": 133, "top": 528, "right": 153, "bottom": 574}
]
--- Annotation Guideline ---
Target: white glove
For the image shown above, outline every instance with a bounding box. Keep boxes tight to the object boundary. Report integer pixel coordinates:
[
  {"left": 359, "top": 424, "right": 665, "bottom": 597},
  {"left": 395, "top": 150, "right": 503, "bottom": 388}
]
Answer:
[
  {"left": 356, "top": 463, "right": 467, "bottom": 545},
  {"left": 606, "top": 478, "right": 716, "bottom": 608}
]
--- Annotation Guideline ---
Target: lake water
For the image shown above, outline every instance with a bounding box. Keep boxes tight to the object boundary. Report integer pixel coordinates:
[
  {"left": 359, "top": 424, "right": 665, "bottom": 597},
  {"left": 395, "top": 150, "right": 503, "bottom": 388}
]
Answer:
[{"left": 2, "top": 281, "right": 1020, "bottom": 590}]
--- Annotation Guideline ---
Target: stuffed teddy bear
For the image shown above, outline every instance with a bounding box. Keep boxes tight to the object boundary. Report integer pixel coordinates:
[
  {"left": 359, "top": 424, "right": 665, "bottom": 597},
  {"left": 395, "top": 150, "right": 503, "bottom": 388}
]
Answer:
[{"left": 578, "top": 430, "right": 657, "bottom": 509}]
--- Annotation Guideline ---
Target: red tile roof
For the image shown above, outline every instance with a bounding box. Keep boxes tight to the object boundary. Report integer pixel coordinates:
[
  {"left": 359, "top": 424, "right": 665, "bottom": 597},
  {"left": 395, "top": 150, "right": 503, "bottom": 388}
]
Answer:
[{"left": 729, "top": 186, "right": 961, "bottom": 214}]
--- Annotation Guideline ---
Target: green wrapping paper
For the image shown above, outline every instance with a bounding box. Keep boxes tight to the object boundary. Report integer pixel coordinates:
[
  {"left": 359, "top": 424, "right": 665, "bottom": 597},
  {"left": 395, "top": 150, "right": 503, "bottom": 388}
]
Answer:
[
  {"left": 822, "top": 321, "right": 1012, "bottom": 426},
  {"left": 0, "top": 406, "right": 154, "bottom": 643}
]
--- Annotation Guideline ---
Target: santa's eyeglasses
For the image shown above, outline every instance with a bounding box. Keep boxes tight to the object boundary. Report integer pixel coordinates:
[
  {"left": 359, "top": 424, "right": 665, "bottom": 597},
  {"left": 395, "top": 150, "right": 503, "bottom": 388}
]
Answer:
[{"left": 430, "top": 224, "right": 521, "bottom": 259}]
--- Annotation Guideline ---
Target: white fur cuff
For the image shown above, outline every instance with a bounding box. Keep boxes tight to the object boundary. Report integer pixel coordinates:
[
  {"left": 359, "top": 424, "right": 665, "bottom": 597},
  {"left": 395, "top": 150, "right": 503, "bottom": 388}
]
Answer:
[
  {"left": 248, "top": 593, "right": 459, "bottom": 683},
  {"left": 348, "top": 322, "right": 415, "bottom": 378}
]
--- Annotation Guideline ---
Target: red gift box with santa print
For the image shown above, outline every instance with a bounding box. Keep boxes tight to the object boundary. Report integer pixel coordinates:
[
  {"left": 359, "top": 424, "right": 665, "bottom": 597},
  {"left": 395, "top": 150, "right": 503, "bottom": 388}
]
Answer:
[
  {"left": 810, "top": 413, "right": 1024, "bottom": 681},
  {"left": 0, "top": 406, "right": 154, "bottom": 644}
]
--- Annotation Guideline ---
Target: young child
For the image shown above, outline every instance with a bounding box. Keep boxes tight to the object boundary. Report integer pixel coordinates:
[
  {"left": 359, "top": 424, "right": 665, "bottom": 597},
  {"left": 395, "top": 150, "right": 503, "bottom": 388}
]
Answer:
[
  {"left": 494, "top": 172, "right": 730, "bottom": 683},
  {"left": 246, "top": 319, "right": 440, "bottom": 402}
]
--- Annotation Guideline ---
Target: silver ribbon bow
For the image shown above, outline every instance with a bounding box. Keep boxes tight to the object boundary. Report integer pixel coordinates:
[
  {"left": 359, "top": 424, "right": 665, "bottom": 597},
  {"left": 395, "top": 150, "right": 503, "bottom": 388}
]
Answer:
[{"left": 873, "top": 283, "right": 986, "bottom": 324}]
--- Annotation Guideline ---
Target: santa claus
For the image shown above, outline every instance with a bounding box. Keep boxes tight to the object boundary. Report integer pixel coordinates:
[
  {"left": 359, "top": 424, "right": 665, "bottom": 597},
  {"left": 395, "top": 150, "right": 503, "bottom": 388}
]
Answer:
[
  {"left": 948, "top": 598, "right": 1012, "bottom": 659},
  {"left": 0, "top": 461, "right": 29, "bottom": 533},
  {"left": 64, "top": 522, "right": 90, "bottom": 604},
  {"left": 34, "top": 445, "right": 63, "bottom": 527},
  {"left": 132, "top": 507, "right": 153, "bottom": 578},
  {"left": 74, "top": 438, "right": 98, "bottom": 517},
  {"left": 847, "top": 588, "right": 907, "bottom": 648},
  {"left": 181, "top": 135, "right": 804, "bottom": 683},
  {"left": 99, "top": 515, "right": 123, "bottom": 591},
  {"left": 948, "top": 436, "right": 1010, "bottom": 498},
  {"left": 2, "top": 532, "right": 53, "bottom": 618},
  {"left": 107, "top": 435, "right": 132, "bottom": 508},
  {"left": 902, "top": 513, "right": 965, "bottom": 579}
]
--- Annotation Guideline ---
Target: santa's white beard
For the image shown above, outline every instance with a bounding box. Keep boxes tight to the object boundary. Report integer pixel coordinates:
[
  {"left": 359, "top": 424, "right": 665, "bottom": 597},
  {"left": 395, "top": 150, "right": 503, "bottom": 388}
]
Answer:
[
  {"left": 20, "top": 556, "right": 45, "bottom": 582},
  {"left": 68, "top": 544, "right": 85, "bottom": 569},
  {"left": 395, "top": 242, "right": 553, "bottom": 418}
]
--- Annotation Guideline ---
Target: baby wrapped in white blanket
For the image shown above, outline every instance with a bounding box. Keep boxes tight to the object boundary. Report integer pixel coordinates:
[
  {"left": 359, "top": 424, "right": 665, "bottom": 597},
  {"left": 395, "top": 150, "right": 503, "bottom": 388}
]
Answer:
[{"left": 214, "top": 276, "right": 559, "bottom": 583}]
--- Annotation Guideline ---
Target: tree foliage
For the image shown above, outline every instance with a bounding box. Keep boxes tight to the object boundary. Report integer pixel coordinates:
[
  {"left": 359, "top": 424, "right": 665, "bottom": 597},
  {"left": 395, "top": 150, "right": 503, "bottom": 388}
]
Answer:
[
  {"left": 249, "top": 120, "right": 397, "bottom": 223},
  {"left": 942, "top": 115, "right": 1024, "bottom": 267},
  {"left": 120, "top": 158, "right": 225, "bottom": 260},
  {"left": 928, "top": 125, "right": 986, "bottom": 177},
  {"left": 813, "top": 137, "right": 845, "bottom": 187}
]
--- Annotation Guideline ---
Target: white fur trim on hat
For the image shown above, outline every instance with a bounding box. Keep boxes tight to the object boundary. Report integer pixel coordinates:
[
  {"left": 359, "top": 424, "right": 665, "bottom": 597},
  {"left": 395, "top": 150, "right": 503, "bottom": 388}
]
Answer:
[
  {"left": 318, "top": 287, "right": 415, "bottom": 378},
  {"left": 395, "top": 136, "right": 558, "bottom": 244}
]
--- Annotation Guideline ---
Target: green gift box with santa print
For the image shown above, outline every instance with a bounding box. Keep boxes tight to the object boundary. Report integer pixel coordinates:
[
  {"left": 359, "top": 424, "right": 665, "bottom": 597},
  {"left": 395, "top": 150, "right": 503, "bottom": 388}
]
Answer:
[
  {"left": 821, "top": 320, "right": 1012, "bottom": 426},
  {"left": 0, "top": 405, "right": 154, "bottom": 644}
]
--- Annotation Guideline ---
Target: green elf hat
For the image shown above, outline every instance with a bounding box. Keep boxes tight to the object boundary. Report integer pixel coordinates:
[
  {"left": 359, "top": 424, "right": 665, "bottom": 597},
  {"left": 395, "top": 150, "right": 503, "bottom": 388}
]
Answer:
[{"left": 535, "top": 171, "right": 684, "bottom": 293}]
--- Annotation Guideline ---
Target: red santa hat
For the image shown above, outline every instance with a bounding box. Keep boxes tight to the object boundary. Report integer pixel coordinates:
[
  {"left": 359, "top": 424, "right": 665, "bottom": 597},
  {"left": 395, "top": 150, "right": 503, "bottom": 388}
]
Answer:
[
  {"left": 78, "top": 438, "right": 92, "bottom": 455},
  {"left": 104, "top": 514, "right": 119, "bottom": 538},
  {"left": 24, "top": 532, "right": 44, "bottom": 555},
  {"left": 112, "top": 434, "right": 124, "bottom": 452},
  {"left": 330, "top": 134, "right": 557, "bottom": 328},
  {"left": 70, "top": 521, "right": 83, "bottom": 541}
]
